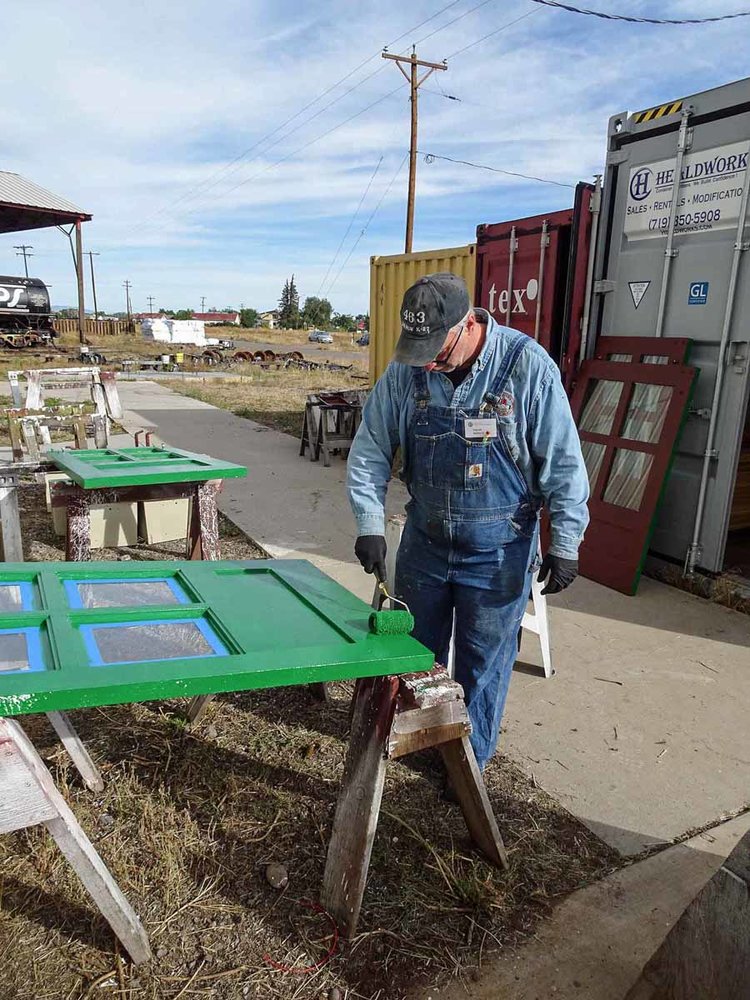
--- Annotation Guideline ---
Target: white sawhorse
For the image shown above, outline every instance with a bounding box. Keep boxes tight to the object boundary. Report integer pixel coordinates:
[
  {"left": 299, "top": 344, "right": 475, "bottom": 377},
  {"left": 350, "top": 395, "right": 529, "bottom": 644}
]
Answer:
[
  {"left": 382, "top": 515, "right": 553, "bottom": 679},
  {"left": 0, "top": 716, "right": 151, "bottom": 964},
  {"left": 1, "top": 470, "right": 105, "bottom": 792}
]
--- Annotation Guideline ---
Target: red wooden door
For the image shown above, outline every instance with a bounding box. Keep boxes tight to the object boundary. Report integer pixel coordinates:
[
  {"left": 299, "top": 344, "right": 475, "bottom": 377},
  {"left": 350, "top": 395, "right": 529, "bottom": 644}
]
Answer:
[{"left": 570, "top": 359, "right": 697, "bottom": 594}]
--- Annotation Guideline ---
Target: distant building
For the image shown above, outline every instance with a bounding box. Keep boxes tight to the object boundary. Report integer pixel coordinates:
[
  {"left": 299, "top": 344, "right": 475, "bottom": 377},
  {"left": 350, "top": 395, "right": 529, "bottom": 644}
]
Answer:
[
  {"left": 260, "top": 310, "right": 279, "bottom": 329},
  {"left": 192, "top": 312, "right": 240, "bottom": 326}
]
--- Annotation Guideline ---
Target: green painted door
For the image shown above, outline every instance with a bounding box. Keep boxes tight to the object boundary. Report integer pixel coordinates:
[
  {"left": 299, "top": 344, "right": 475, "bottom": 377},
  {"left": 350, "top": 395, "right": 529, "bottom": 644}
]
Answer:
[
  {"left": 48, "top": 446, "right": 247, "bottom": 488},
  {"left": 0, "top": 560, "right": 432, "bottom": 716}
]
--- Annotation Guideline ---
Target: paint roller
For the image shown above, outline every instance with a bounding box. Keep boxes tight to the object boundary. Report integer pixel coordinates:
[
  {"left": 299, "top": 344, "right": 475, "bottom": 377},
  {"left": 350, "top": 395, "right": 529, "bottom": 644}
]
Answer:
[{"left": 368, "top": 569, "right": 415, "bottom": 636}]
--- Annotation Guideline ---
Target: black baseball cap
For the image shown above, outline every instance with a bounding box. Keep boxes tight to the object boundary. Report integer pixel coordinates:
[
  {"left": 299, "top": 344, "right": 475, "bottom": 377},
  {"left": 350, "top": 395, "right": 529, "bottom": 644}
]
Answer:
[{"left": 392, "top": 272, "right": 471, "bottom": 366}]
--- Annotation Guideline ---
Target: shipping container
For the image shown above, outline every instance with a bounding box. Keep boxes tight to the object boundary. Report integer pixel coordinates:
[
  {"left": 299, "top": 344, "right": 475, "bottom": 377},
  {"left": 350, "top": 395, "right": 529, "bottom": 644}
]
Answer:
[
  {"left": 475, "top": 182, "right": 597, "bottom": 385},
  {"left": 588, "top": 76, "right": 750, "bottom": 576},
  {"left": 369, "top": 244, "right": 476, "bottom": 382}
]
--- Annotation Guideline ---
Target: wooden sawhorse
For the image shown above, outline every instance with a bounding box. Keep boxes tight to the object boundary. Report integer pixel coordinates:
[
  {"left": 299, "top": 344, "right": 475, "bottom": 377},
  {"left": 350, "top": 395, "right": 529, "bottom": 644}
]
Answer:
[
  {"left": 0, "top": 717, "right": 151, "bottom": 963},
  {"left": 322, "top": 665, "right": 507, "bottom": 937},
  {"left": 50, "top": 479, "right": 221, "bottom": 562}
]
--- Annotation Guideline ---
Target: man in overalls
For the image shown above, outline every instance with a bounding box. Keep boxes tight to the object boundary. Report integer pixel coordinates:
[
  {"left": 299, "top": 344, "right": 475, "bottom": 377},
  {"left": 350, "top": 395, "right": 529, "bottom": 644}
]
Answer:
[{"left": 347, "top": 273, "right": 589, "bottom": 772}]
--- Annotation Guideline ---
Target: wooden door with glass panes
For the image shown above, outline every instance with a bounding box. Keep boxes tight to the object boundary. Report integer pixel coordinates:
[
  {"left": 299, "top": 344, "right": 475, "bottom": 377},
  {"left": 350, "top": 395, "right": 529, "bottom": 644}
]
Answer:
[{"left": 570, "top": 359, "right": 697, "bottom": 594}]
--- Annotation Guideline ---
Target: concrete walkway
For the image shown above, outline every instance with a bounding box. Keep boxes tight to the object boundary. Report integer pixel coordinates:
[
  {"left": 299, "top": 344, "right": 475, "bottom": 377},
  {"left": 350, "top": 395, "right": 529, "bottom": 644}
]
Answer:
[
  {"left": 113, "top": 378, "right": 407, "bottom": 601},
  {"left": 412, "top": 811, "right": 750, "bottom": 1000},
  {"left": 110, "top": 378, "right": 750, "bottom": 859}
]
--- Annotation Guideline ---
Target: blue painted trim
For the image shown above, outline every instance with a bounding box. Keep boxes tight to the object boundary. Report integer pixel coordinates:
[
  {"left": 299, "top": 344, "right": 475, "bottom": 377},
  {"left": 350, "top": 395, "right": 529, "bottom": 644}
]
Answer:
[
  {"left": 80, "top": 616, "right": 229, "bottom": 668},
  {"left": 0, "top": 581, "right": 35, "bottom": 612},
  {"left": 64, "top": 576, "right": 191, "bottom": 610},
  {"left": 64, "top": 579, "right": 84, "bottom": 609},
  {"left": 0, "top": 626, "right": 46, "bottom": 674}
]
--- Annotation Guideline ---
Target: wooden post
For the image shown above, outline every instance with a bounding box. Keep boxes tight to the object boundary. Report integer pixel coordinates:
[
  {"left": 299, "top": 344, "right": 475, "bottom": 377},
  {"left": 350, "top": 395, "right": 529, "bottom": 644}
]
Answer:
[
  {"left": 45, "top": 711, "right": 104, "bottom": 793},
  {"left": 625, "top": 829, "right": 750, "bottom": 999},
  {"left": 65, "top": 492, "right": 91, "bottom": 561},
  {"left": 0, "top": 485, "right": 23, "bottom": 561},
  {"left": 440, "top": 737, "right": 508, "bottom": 868},
  {"left": 188, "top": 482, "right": 220, "bottom": 561},
  {"left": 382, "top": 50, "right": 447, "bottom": 253},
  {"left": 321, "top": 675, "right": 400, "bottom": 937},
  {"left": 184, "top": 482, "right": 221, "bottom": 724},
  {"left": 323, "top": 667, "right": 508, "bottom": 938},
  {"left": 75, "top": 220, "right": 86, "bottom": 346},
  {"left": 0, "top": 718, "right": 151, "bottom": 964}
]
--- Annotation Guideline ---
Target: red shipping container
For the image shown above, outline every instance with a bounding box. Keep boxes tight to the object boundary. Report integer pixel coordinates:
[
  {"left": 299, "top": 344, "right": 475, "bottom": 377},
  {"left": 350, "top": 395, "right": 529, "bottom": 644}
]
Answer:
[{"left": 475, "top": 182, "right": 596, "bottom": 387}]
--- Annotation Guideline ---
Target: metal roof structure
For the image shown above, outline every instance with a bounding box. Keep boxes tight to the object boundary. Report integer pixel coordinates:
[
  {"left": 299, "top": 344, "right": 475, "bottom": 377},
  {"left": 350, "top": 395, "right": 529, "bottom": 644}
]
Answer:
[{"left": 0, "top": 171, "right": 92, "bottom": 233}]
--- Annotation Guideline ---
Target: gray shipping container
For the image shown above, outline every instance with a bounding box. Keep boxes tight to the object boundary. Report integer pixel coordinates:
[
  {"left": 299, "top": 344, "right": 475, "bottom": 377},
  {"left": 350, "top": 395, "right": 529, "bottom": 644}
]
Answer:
[{"left": 588, "top": 76, "right": 750, "bottom": 575}]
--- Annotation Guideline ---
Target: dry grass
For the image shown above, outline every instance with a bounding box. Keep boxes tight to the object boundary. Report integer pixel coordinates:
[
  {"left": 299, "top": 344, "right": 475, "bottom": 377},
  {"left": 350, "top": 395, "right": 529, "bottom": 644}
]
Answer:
[
  {"left": 0, "top": 489, "right": 620, "bottom": 1000},
  {"left": 648, "top": 561, "right": 750, "bottom": 615},
  {"left": 0, "top": 696, "right": 618, "bottom": 1000},
  {"left": 164, "top": 369, "right": 369, "bottom": 438}
]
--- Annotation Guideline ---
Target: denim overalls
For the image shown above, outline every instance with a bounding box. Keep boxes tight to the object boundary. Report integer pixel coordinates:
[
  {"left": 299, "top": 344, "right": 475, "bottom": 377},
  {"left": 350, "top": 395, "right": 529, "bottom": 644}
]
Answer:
[{"left": 395, "top": 331, "right": 540, "bottom": 770}]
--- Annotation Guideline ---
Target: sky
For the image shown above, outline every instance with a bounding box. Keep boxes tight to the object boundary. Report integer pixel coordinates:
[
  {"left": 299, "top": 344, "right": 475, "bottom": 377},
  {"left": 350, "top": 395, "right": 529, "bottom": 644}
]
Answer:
[{"left": 0, "top": 0, "right": 748, "bottom": 315}]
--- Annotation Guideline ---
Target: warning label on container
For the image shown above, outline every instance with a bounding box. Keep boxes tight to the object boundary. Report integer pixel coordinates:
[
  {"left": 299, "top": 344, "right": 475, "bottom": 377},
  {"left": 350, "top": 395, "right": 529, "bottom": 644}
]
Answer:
[
  {"left": 628, "top": 280, "right": 650, "bottom": 309},
  {"left": 624, "top": 140, "right": 749, "bottom": 241}
]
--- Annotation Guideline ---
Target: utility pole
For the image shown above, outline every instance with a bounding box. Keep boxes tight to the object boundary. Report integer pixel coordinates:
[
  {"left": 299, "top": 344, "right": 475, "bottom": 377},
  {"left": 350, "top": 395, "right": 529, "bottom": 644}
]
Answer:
[
  {"left": 147, "top": 295, "right": 155, "bottom": 313},
  {"left": 13, "top": 245, "right": 33, "bottom": 278},
  {"left": 85, "top": 251, "right": 100, "bottom": 322},
  {"left": 382, "top": 47, "right": 446, "bottom": 253},
  {"left": 200, "top": 296, "right": 206, "bottom": 313},
  {"left": 123, "top": 280, "right": 132, "bottom": 330}
]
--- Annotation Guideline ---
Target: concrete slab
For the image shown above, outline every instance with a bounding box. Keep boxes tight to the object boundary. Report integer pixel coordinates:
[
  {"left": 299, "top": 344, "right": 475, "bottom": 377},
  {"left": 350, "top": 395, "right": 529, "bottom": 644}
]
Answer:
[
  {"left": 410, "top": 811, "right": 750, "bottom": 1000},
  {"left": 103, "top": 381, "right": 750, "bottom": 855},
  {"left": 509, "top": 576, "right": 750, "bottom": 855}
]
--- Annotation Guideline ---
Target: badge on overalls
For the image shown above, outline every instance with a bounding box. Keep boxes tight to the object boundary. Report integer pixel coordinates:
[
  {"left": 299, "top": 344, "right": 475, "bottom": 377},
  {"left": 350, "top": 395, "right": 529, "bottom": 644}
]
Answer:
[{"left": 464, "top": 417, "right": 498, "bottom": 441}]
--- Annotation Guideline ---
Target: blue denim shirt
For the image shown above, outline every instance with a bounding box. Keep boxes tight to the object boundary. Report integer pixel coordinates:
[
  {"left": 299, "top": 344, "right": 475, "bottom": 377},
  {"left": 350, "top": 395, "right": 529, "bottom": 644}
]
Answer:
[{"left": 346, "top": 311, "right": 589, "bottom": 560}]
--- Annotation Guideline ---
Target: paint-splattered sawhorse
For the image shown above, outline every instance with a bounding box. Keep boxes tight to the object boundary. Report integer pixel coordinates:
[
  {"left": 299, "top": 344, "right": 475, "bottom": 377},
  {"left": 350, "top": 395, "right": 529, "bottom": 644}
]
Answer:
[{"left": 50, "top": 479, "right": 221, "bottom": 562}]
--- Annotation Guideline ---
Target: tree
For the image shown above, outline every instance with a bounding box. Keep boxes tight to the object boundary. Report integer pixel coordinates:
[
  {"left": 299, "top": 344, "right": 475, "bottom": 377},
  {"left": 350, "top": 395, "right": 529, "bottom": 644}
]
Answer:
[
  {"left": 332, "top": 311, "right": 356, "bottom": 332},
  {"left": 302, "top": 296, "right": 332, "bottom": 329},
  {"left": 278, "top": 274, "right": 300, "bottom": 329},
  {"left": 174, "top": 308, "right": 194, "bottom": 320},
  {"left": 239, "top": 307, "right": 260, "bottom": 328},
  {"left": 158, "top": 307, "right": 175, "bottom": 317}
]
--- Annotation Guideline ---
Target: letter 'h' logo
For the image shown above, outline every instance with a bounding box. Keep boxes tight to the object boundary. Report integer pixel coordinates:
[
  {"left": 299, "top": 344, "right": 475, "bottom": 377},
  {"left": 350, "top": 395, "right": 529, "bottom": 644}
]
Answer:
[{"left": 630, "top": 168, "right": 652, "bottom": 201}]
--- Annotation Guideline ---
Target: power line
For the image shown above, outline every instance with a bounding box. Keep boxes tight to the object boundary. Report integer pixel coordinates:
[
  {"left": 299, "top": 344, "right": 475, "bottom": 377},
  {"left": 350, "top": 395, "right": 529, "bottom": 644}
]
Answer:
[
  {"left": 318, "top": 156, "right": 384, "bottom": 296},
  {"left": 127, "top": 0, "right": 465, "bottom": 235},
  {"left": 414, "top": 0, "right": 502, "bottom": 46},
  {"left": 190, "top": 83, "right": 408, "bottom": 213},
  {"left": 327, "top": 153, "right": 409, "bottom": 295},
  {"left": 165, "top": 63, "right": 389, "bottom": 216},
  {"left": 418, "top": 149, "right": 574, "bottom": 187},
  {"left": 444, "top": 7, "right": 539, "bottom": 59},
  {"left": 527, "top": 0, "right": 750, "bottom": 25}
]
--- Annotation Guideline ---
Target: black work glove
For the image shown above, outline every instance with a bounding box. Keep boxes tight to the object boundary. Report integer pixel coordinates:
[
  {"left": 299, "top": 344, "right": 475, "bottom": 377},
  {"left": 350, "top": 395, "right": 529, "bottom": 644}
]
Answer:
[
  {"left": 354, "top": 535, "right": 387, "bottom": 581},
  {"left": 537, "top": 554, "right": 578, "bottom": 595}
]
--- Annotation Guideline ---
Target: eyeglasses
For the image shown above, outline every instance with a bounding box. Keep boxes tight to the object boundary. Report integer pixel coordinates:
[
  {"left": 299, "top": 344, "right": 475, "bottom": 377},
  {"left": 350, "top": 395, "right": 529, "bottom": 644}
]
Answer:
[{"left": 434, "top": 321, "right": 465, "bottom": 364}]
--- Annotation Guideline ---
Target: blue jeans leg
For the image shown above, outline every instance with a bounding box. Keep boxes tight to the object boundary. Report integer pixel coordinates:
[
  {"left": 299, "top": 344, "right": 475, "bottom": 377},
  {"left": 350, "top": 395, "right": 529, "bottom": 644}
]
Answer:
[
  {"left": 452, "top": 574, "right": 532, "bottom": 769},
  {"left": 395, "top": 529, "right": 453, "bottom": 669}
]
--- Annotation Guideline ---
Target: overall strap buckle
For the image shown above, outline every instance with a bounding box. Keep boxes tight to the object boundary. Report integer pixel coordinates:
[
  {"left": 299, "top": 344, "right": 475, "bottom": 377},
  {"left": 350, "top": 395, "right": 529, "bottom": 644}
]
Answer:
[
  {"left": 484, "top": 333, "right": 529, "bottom": 414},
  {"left": 412, "top": 369, "right": 431, "bottom": 420}
]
